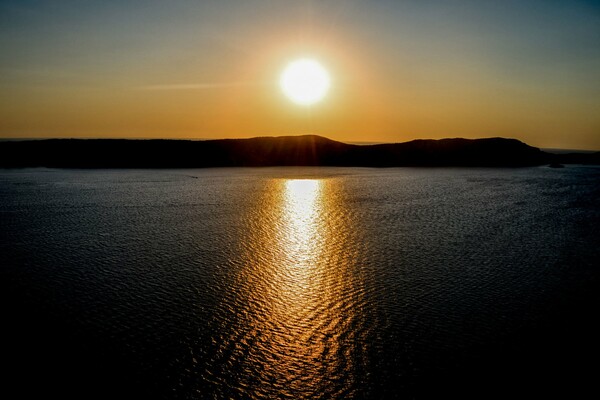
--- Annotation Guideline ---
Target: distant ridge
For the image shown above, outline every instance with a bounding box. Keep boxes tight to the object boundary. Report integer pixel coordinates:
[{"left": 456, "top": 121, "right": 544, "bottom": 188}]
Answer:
[{"left": 1, "top": 135, "right": 598, "bottom": 168}]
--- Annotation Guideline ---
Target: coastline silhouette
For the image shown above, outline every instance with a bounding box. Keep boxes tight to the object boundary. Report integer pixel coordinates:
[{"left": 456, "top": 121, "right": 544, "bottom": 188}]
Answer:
[{"left": 1, "top": 135, "right": 597, "bottom": 168}]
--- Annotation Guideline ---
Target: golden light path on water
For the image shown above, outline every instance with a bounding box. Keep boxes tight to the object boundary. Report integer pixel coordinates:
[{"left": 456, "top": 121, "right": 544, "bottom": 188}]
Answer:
[{"left": 209, "top": 177, "right": 372, "bottom": 398}]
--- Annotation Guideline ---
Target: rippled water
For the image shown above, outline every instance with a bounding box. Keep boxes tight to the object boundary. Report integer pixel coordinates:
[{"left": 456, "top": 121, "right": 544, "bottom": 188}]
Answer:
[{"left": 1, "top": 167, "right": 599, "bottom": 399}]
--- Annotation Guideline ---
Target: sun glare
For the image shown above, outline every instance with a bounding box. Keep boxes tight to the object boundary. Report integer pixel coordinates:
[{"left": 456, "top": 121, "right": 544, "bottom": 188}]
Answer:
[{"left": 280, "top": 59, "right": 330, "bottom": 106}]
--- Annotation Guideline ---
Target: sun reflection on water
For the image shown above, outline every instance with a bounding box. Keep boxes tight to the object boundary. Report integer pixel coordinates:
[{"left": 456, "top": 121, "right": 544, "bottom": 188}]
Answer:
[
  {"left": 280, "top": 179, "right": 322, "bottom": 291},
  {"left": 219, "top": 177, "right": 366, "bottom": 398}
]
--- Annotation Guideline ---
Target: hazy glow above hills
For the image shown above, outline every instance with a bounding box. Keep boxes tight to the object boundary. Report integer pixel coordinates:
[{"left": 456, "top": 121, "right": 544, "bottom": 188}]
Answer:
[{"left": 0, "top": 1, "right": 598, "bottom": 150}]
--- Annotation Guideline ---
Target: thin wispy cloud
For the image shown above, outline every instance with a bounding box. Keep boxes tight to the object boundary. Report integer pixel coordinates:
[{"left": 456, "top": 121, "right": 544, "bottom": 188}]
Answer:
[{"left": 139, "top": 81, "right": 267, "bottom": 90}]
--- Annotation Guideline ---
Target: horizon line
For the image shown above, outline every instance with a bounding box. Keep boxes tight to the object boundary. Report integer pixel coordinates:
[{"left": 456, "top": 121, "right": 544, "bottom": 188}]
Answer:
[{"left": 0, "top": 135, "right": 598, "bottom": 152}]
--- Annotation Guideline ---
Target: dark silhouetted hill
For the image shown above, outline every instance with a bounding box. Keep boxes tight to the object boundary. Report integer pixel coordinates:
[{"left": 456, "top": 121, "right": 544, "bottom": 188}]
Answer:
[{"left": 1, "top": 135, "right": 597, "bottom": 168}]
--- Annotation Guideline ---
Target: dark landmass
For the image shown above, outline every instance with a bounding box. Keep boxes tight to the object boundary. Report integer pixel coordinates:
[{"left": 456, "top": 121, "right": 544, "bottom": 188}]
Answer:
[{"left": 1, "top": 135, "right": 598, "bottom": 168}]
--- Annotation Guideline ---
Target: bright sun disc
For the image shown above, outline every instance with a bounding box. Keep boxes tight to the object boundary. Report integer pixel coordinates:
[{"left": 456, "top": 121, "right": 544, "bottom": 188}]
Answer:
[{"left": 280, "top": 59, "right": 330, "bottom": 106}]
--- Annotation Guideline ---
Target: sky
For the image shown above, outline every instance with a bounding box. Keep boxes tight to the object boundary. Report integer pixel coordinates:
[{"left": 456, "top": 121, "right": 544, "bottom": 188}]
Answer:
[{"left": 1, "top": 0, "right": 599, "bottom": 149}]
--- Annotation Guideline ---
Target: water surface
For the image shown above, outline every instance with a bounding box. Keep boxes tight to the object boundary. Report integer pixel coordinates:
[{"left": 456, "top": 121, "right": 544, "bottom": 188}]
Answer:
[{"left": 1, "top": 167, "right": 598, "bottom": 398}]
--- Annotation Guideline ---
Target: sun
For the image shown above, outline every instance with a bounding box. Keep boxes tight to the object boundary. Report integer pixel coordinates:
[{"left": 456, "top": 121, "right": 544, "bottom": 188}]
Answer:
[{"left": 280, "top": 58, "right": 330, "bottom": 106}]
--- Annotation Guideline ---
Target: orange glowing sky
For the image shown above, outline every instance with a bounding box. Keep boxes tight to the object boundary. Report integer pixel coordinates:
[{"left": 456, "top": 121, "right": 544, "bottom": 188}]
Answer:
[{"left": 0, "top": 1, "right": 599, "bottom": 149}]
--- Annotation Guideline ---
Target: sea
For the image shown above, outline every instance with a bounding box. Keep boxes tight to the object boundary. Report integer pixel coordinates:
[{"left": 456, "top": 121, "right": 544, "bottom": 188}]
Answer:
[{"left": 1, "top": 166, "right": 598, "bottom": 399}]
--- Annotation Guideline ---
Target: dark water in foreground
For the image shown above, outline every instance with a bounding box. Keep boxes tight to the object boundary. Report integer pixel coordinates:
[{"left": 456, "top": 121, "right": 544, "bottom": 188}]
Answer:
[{"left": 1, "top": 167, "right": 599, "bottom": 399}]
